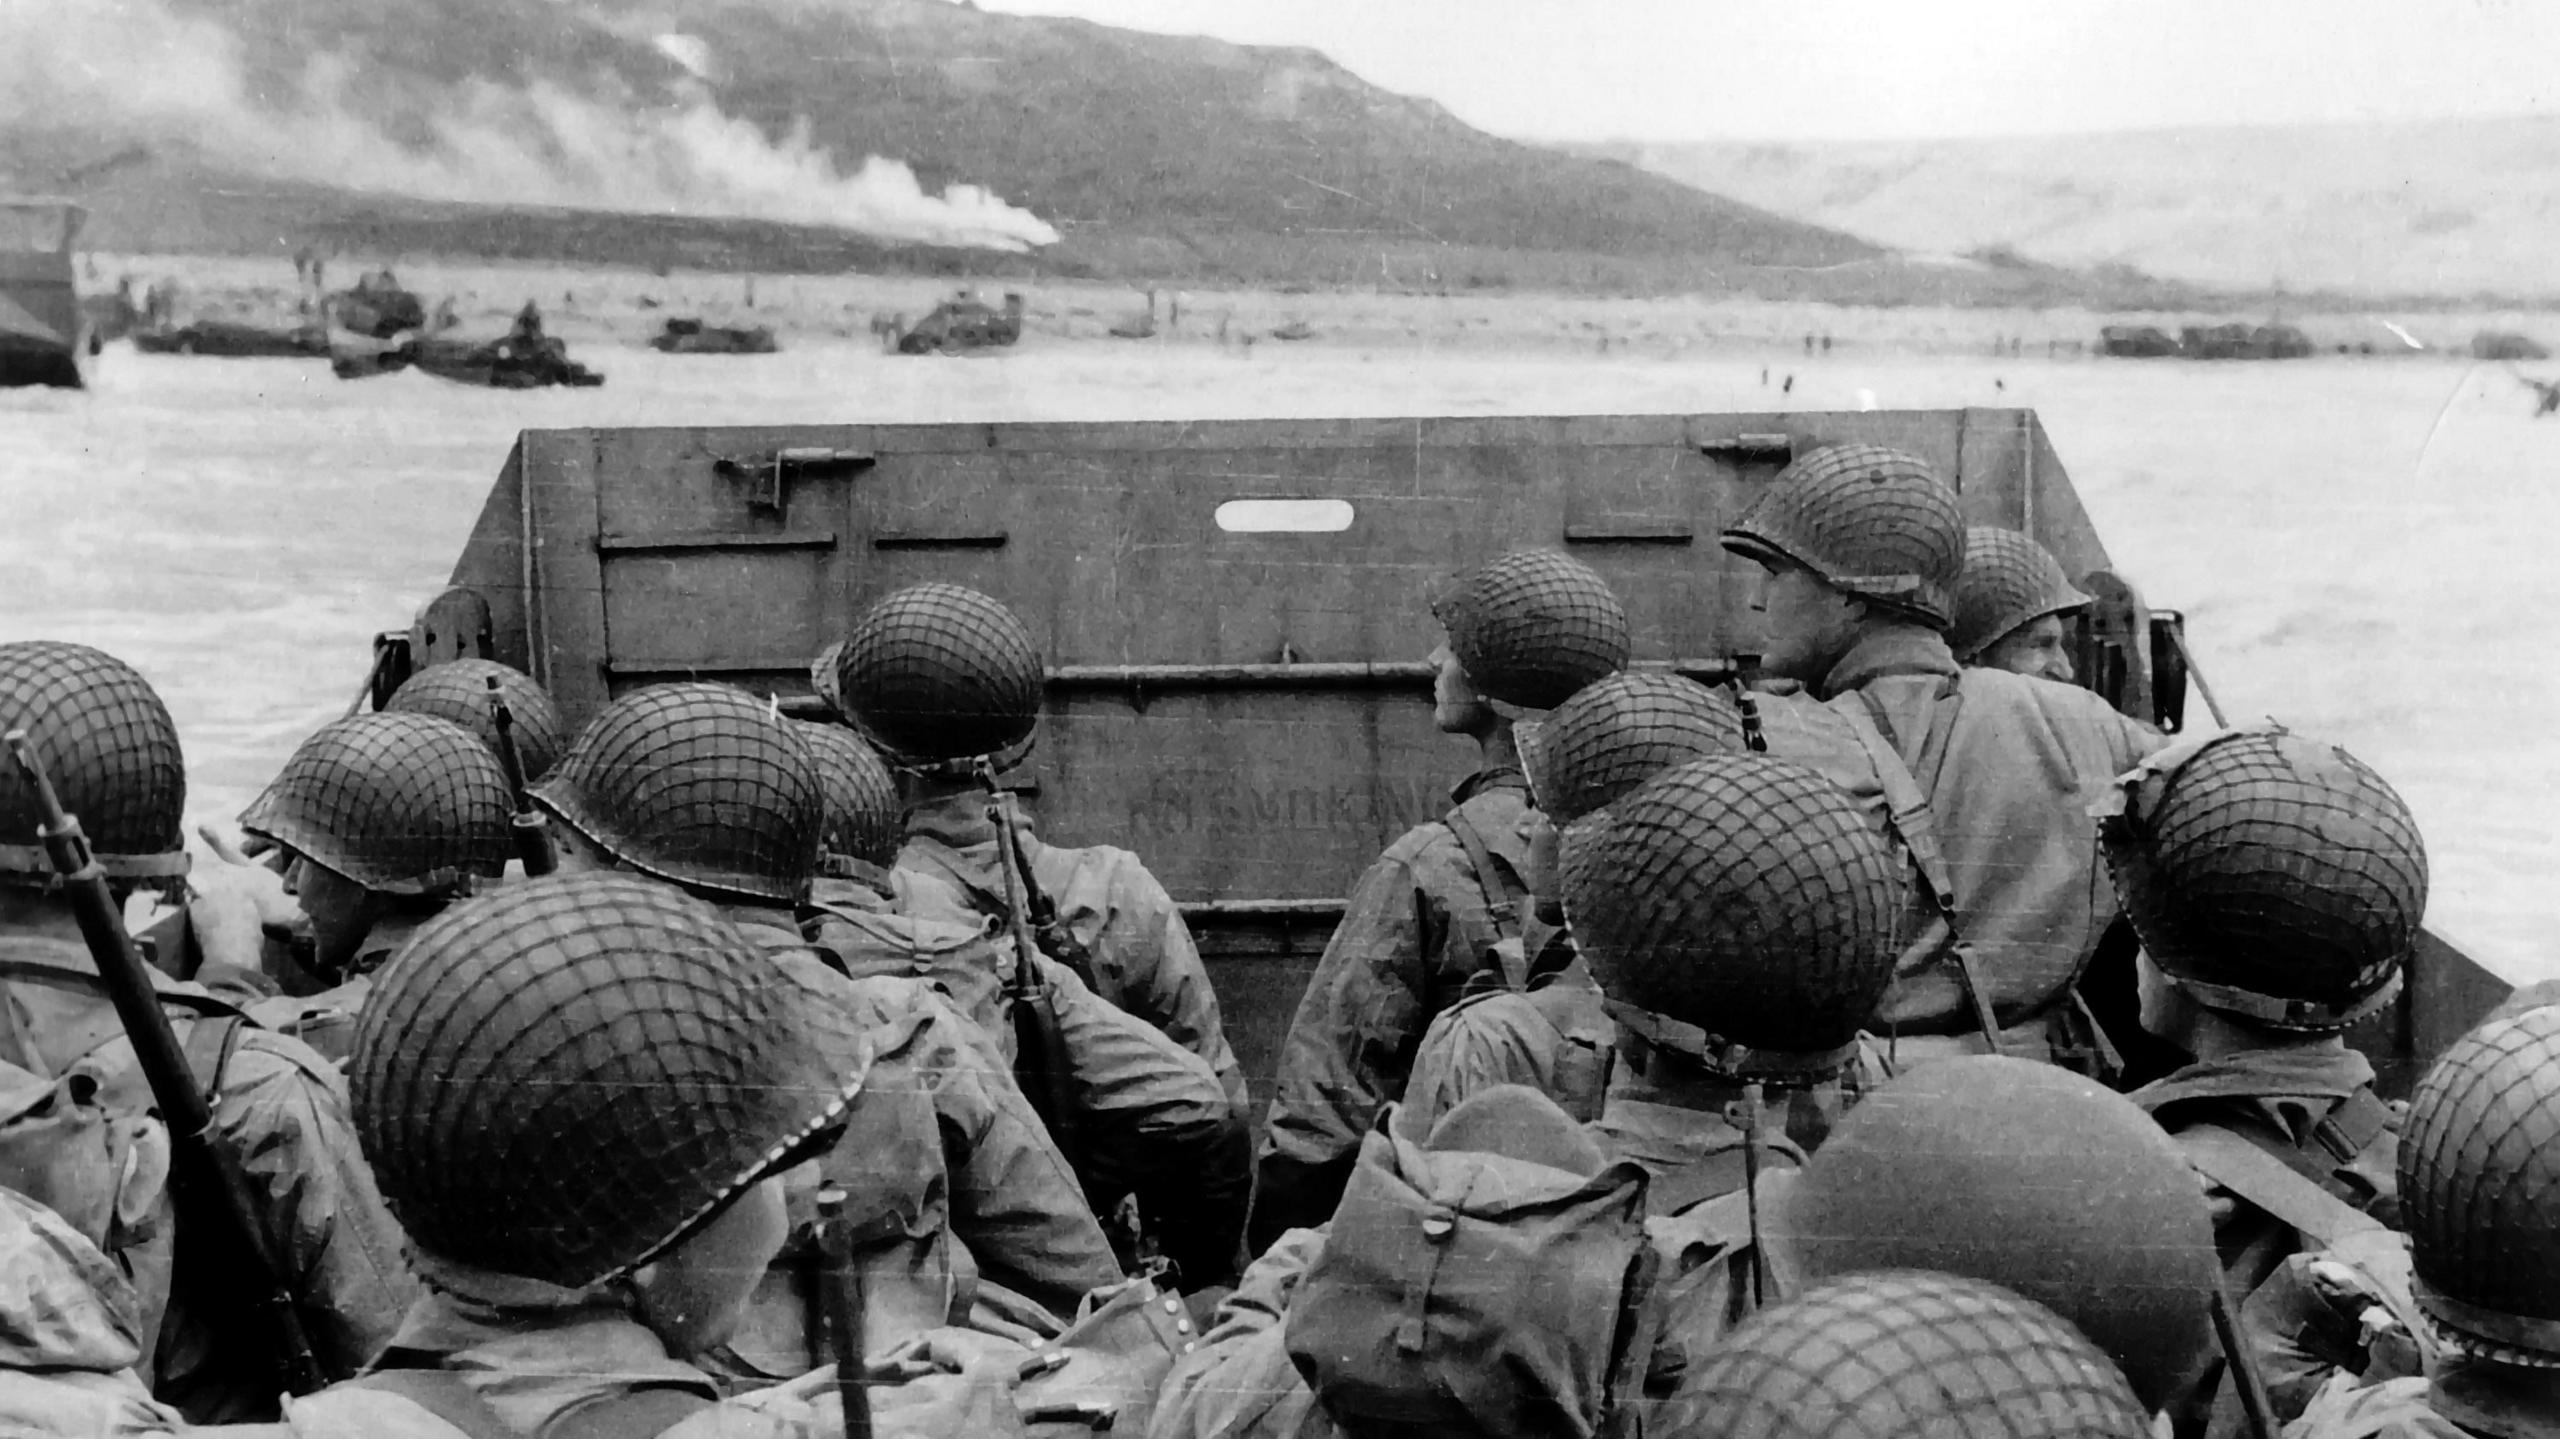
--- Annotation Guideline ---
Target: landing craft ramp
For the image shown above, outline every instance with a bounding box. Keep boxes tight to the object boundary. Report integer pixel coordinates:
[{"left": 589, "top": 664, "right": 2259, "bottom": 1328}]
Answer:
[{"left": 397, "top": 408, "right": 2517, "bottom": 1101}]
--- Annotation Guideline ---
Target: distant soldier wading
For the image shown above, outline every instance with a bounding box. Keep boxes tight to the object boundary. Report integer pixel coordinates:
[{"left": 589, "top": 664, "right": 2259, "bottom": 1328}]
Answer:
[
  {"left": 1255, "top": 549, "right": 1630, "bottom": 1245},
  {"left": 1721, "top": 444, "right": 2162, "bottom": 1069}
]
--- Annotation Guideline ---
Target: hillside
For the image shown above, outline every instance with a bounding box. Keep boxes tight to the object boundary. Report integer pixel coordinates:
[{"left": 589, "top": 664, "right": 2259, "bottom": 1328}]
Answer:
[
  {"left": 0, "top": 0, "right": 1894, "bottom": 291},
  {"left": 1588, "top": 116, "right": 2560, "bottom": 303}
]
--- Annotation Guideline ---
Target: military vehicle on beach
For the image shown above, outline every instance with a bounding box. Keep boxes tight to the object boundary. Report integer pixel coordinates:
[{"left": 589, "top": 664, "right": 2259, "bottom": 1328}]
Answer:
[
  {"left": 333, "top": 407, "right": 2518, "bottom": 1105},
  {"left": 0, "top": 198, "right": 101, "bottom": 388},
  {"left": 892, "top": 290, "right": 1025, "bottom": 354},
  {"left": 650, "top": 317, "right": 780, "bottom": 354}
]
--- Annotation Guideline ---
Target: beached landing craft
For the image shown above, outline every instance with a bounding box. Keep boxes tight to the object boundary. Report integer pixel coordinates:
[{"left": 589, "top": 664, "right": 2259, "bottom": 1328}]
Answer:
[
  {"left": 0, "top": 198, "right": 101, "bottom": 389},
  {"left": 892, "top": 290, "right": 1026, "bottom": 354},
  {"left": 335, "top": 408, "right": 2519, "bottom": 1103}
]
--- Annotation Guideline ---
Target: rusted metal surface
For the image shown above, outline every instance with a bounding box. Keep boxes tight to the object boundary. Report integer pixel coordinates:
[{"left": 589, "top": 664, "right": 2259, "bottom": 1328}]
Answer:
[{"left": 434, "top": 408, "right": 2501, "bottom": 1093}]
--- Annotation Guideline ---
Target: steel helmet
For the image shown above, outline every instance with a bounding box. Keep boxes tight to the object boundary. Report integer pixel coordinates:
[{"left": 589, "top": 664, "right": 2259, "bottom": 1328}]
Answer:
[
  {"left": 384, "top": 658, "right": 567, "bottom": 781},
  {"left": 2398, "top": 1007, "right": 2560, "bottom": 1362},
  {"left": 531, "top": 683, "right": 824, "bottom": 904},
  {"left": 1431, "top": 550, "right": 1631, "bottom": 711},
  {"left": 1517, "top": 671, "right": 1743, "bottom": 823},
  {"left": 1782, "top": 1056, "right": 2219, "bottom": 1410},
  {"left": 238, "top": 712, "right": 512, "bottom": 896},
  {"left": 832, "top": 584, "right": 1044, "bottom": 763},
  {"left": 0, "top": 641, "right": 188, "bottom": 882},
  {"left": 1719, "top": 445, "right": 1966, "bottom": 630},
  {"left": 2096, "top": 725, "right": 2426, "bottom": 1031},
  {"left": 1559, "top": 755, "right": 1900, "bottom": 1081},
  {"left": 1949, "top": 527, "right": 2092, "bottom": 662},
  {"left": 1657, "top": 1270, "right": 2152, "bottom": 1439},
  {"left": 795, "top": 721, "right": 902, "bottom": 871},
  {"left": 349, "top": 872, "right": 861, "bottom": 1288}
]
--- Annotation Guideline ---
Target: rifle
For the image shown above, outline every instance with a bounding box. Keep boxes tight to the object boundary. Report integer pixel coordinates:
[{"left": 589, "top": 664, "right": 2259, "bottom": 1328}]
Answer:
[
  {"left": 4, "top": 730, "right": 328, "bottom": 1396},
  {"left": 996, "top": 802, "right": 1101, "bottom": 993},
  {"left": 976, "top": 762, "right": 1084, "bottom": 1177},
  {"left": 816, "top": 1186, "right": 874, "bottom": 1439},
  {"left": 485, "top": 676, "right": 557, "bottom": 876}
]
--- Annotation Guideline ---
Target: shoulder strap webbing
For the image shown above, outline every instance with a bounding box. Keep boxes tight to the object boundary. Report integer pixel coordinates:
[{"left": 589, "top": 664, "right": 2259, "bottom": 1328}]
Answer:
[
  {"left": 2177, "top": 1123, "right": 2388, "bottom": 1249},
  {"left": 179, "top": 1013, "right": 247, "bottom": 1109},
  {"left": 342, "top": 1370, "right": 519, "bottom": 1439},
  {"left": 1442, "top": 804, "right": 1522, "bottom": 946},
  {"left": 2313, "top": 1087, "right": 2395, "bottom": 1167}
]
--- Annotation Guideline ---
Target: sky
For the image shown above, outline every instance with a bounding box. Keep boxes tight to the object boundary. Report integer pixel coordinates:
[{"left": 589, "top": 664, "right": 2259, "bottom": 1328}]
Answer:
[{"left": 979, "top": 0, "right": 2560, "bottom": 143}]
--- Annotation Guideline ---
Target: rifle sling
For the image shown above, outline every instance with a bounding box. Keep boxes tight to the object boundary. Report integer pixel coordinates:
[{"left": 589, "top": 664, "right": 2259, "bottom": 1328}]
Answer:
[
  {"left": 2175, "top": 1123, "right": 2386, "bottom": 1249},
  {"left": 1442, "top": 804, "right": 1523, "bottom": 950}
]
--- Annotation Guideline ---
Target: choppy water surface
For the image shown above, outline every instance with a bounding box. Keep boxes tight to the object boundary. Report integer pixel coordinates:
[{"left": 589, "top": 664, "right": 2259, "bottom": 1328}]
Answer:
[{"left": 4, "top": 341, "right": 2552, "bottom": 977}]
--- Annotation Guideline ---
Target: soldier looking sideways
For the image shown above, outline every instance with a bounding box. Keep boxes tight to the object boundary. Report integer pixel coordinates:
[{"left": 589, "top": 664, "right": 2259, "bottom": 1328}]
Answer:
[
  {"left": 0, "top": 640, "right": 418, "bottom": 1424},
  {"left": 1254, "top": 548, "right": 1629, "bottom": 1247},
  {"left": 1949, "top": 525, "right": 2091, "bottom": 683},
  {"left": 1720, "top": 444, "right": 2161, "bottom": 1068}
]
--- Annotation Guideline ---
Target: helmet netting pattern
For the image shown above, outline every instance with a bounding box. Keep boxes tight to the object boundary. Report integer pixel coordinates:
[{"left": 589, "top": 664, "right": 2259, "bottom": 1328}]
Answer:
[
  {"left": 239, "top": 712, "right": 511, "bottom": 895},
  {"left": 1719, "top": 444, "right": 1966, "bottom": 628},
  {"left": 1660, "top": 1270, "right": 2151, "bottom": 1439},
  {"left": 531, "top": 682, "right": 823, "bottom": 902},
  {"left": 1950, "top": 528, "right": 2092, "bottom": 661},
  {"left": 2107, "top": 731, "right": 2425, "bottom": 1018},
  {"left": 1433, "top": 549, "right": 1631, "bottom": 709},
  {"left": 2400, "top": 1008, "right": 2560, "bottom": 1349},
  {"left": 1788, "top": 1058, "right": 2218, "bottom": 1410},
  {"left": 795, "top": 722, "right": 902, "bottom": 868},
  {"left": 1558, "top": 755, "right": 1898, "bottom": 1052},
  {"left": 0, "top": 640, "right": 186, "bottom": 860},
  {"left": 349, "top": 873, "right": 855, "bottom": 1288},
  {"left": 1523, "top": 671, "right": 1744, "bottom": 823},
  {"left": 385, "top": 658, "right": 567, "bottom": 780},
  {"left": 833, "top": 583, "right": 1043, "bottom": 762}
]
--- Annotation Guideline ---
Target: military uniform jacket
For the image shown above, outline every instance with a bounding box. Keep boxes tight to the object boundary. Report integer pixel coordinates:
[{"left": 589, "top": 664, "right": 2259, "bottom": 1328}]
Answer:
[
  {"left": 1255, "top": 768, "right": 1534, "bottom": 1240},
  {"left": 1403, "top": 953, "right": 1614, "bottom": 1131},
  {"left": 2286, "top": 1365, "right": 2560, "bottom": 1439},
  {"left": 0, "top": 930, "right": 420, "bottom": 1423},
  {"left": 1148, "top": 1227, "right": 1341, "bottom": 1439},
  {"left": 0, "top": 1188, "right": 193, "bottom": 1439},
  {"left": 1783, "top": 625, "right": 2161, "bottom": 1042},
  {"left": 804, "top": 873, "right": 1251, "bottom": 1293},
  {"left": 721, "top": 913, "right": 1122, "bottom": 1364},
  {"left": 898, "top": 793, "right": 1245, "bottom": 1106}
]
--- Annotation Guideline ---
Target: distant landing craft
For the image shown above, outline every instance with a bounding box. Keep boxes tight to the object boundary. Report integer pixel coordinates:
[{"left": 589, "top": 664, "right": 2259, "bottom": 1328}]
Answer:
[
  {"left": 892, "top": 291, "right": 1026, "bottom": 354},
  {"left": 0, "top": 197, "right": 101, "bottom": 388}
]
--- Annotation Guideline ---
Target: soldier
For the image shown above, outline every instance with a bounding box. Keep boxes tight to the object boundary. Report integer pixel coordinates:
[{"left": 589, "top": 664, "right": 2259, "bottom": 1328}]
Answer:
[
  {"left": 1256, "top": 549, "right": 1630, "bottom": 1246},
  {"left": 0, "top": 1056, "right": 187, "bottom": 1437},
  {"left": 1949, "top": 525, "right": 2090, "bottom": 683},
  {"left": 1154, "top": 1084, "right": 1656, "bottom": 1439},
  {"left": 793, "top": 718, "right": 1253, "bottom": 1293},
  {"left": 1720, "top": 443, "right": 2162, "bottom": 1067},
  {"left": 0, "top": 640, "right": 418, "bottom": 1422},
  {"left": 2289, "top": 1007, "right": 2560, "bottom": 1439},
  {"left": 1403, "top": 672, "right": 1745, "bottom": 1129},
  {"left": 1656, "top": 1271, "right": 2155, "bottom": 1439},
  {"left": 272, "top": 872, "right": 870, "bottom": 1438},
  {"left": 833, "top": 584, "right": 1246, "bottom": 1107},
  {"left": 2098, "top": 726, "right": 2424, "bottom": 1433},
  {"left": 381, "top": 658, "right": 568, "bottom": 781},
  {"left": 234, "top": 711, "right": 515, "bottom": 1059},
  {"left": 524, "top": 681, "right": 1124, "bottom": 1360}
]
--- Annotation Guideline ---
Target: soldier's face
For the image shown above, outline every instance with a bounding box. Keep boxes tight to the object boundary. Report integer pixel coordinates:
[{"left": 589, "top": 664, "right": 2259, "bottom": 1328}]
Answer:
[
  {"left": 1980, "top": 614, "right": 2075, "bottom": 684},
  {"left": 283, "top": 855, "right": 375, "bottom": 976},
  {"left": 1430, "top": 640, "right": 1495, "bottom": 736},
  {"left": 631, "top": 1171, "right": 792, "bottom": 1357},
  {"left": 1752, "top": 562, "right": 1862, "bottom": 683}
]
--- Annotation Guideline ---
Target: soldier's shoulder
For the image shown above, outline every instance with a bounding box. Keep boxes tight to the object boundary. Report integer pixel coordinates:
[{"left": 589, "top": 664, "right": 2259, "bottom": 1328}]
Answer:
[{"left": 1960, "top": 667, "right": 2159, "bottom": 749}]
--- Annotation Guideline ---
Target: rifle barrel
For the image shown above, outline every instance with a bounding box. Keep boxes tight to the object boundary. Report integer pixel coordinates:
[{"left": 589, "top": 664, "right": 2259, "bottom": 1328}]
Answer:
[{"left": 3, "top": 731, "right": 328, "bottom": 1394}]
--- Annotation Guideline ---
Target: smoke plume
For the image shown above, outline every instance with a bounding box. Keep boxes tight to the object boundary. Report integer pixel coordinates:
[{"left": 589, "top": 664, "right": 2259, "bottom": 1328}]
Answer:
[{"left": 0, "top": 0, "right": 1061, "bottom": 252}]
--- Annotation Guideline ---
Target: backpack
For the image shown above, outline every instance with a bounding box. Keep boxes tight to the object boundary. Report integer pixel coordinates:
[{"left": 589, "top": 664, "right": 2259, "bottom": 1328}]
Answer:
[{"left": 1284, "top": 1107, "right": 1657, "bottom": 1439}]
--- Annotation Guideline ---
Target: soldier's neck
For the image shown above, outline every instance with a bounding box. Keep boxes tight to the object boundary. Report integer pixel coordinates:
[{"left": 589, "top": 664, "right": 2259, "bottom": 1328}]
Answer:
[
  {"left": 1473, "top": 723, "right": 1519, "bottom": 774},
  {"left": 2179, "top": 1004, "right": 2346, "bottom": 1064},
  {"left": 1627, "top": 1047, "right": 1793, "bottom": 1132},
  {"left": 0, "top": 889, "right": 83, "bottom": 941}
]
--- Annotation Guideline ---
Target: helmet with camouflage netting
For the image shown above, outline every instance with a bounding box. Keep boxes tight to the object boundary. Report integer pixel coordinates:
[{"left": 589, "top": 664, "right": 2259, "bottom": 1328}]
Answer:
[
  {"left": 794, "top": 721, "right": 901, "bottom": 873},
  {"left": 238, "top": 712, "right": 511, "bottom": 896},
  {"left": 1657, "top": 1270, "right": 2151, "bottom": 1439},
  {"left": 1779, "top": 1057, "right": 2219, "bottom": 1410},
  {"left": 0, "top": 641, "right": 189, "bottom": 885},
  {"left": 1558, "top": 754, "right": 1900, "bottom": 1083},
  {"left": 831, "top": 584, "right": 1044, "bottom": 763},
  {"left": 530, "top": 682, "right": 823, "bottom": 904},
  {"left": 1949, "top": 528, "right": 2092, "bottom": 662},
  {"left": 1517, "top": 671, "right": 1743, "bottom": 824},
  {"left": 1431, "top": 550, "right": 1631, "bottom": 710},
  {"left": 384, "top": 658, "right": 567, "bottom": 781},
  {"left": 2398, "top": 1007, "right": 2560, "bottom": 1364},
  {"left": 1719, "top": 445, "right": 1966, "bottom": 629},
  {"left": 348, "top": 872, "right": 860, "bottom": 1288},
  {"left": 2095, "top": 724, "right": 2426, "bottom": 1032}
]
